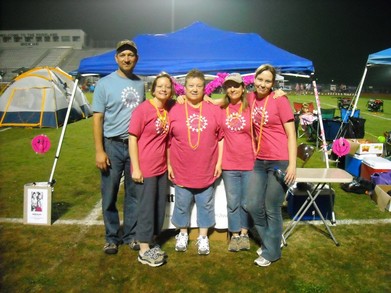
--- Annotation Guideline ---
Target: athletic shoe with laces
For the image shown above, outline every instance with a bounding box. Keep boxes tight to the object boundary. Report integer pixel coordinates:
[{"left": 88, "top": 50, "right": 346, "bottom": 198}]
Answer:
[
  {"left": 175, "top": 232, "right": 188, "bottom": 252},
  {"left": 254, "top": 255, "right": 271, "bottom": 267},
  {"left": 138, "top": 249, "right": 165, "bottom": 267},
  {"left": 228, "top": 236, "right": 240, "bottom": 252},
  {"left": 196, "top": 236, "right": 210, "bottom": 255},
  {"left": 239, "top": 234, "right": 250, "bottom": 251},
  {"left": 103, "top": 243, "right": 118, "bottom": 254},
  {"left": 150, "top": 244, "right": 167, "bottom": 257},
  {"left": 256, "top": 241, "right": 284, "bottom": 256},
  {"left": 128, "top": 240, "right": 140, "bottom": 251}
]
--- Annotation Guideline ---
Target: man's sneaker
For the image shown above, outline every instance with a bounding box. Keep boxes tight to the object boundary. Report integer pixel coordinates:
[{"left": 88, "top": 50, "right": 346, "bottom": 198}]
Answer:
[
  {"left": 256, "top": 241, "right": 283, "bottom": 256},
  {"left": 138, "top": 249, "right": 165, "bottom": 267},
  {"left": 150, "top": 244, "right": 167, "bottom": 257},
  {"left": 129, "top": 240, "right": 140, "bottom": 251},
  {"left": 256, "top": 247, "right": 263, "bottom": 256},
  {"left": 103, "top": 243, "right": 118, "bottom": 255},
  {"left": 239, "top": 234, "right": 250, "bottom": 251},
  {"left": 175, "top": 232, "right": 188, "bottom": 252},
  {"left": 254, "top": 256, "right": 271, "bottom": 267},
  {"left": 228, "top": 236, "right": 240, "bottom": 252},
  {"left": 196, "top": 236, "right": 210, "bottom": 255}
]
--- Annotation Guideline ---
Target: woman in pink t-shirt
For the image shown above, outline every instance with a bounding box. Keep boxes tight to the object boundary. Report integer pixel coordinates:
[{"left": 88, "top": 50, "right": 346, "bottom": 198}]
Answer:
[
  {"left": 246, "top": 64, "right": 297, "bottom": 267},
  {"left": 220, "top": 73, "right": 254, "bottom": 252},
  {"left": 128, "top": 73, "right": 174, "bottom": 267},
  {"left": 168, "top": 69, "right": 224, "bottom": 256}
]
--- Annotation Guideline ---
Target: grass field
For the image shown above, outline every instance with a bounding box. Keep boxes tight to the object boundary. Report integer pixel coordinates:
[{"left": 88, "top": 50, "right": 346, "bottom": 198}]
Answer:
[{"left": 0, "top": 92, "right": 390, "bottom": 292}]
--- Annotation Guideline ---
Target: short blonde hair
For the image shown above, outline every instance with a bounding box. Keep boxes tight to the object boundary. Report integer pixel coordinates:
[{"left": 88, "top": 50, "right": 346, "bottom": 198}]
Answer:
[{"left": 185, "top": 69, "right": 205, "bottom": 86}]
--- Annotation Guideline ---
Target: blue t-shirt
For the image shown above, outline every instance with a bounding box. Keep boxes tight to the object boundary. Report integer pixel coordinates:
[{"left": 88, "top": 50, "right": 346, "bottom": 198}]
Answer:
[{"left": 92, "top": 71, "right": 145, "bottom": 139}]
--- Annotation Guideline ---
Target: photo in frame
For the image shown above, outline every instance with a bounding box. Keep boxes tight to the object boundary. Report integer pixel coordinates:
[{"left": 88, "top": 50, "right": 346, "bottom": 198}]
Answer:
[{"left": 23, "top": 182, "right": 52, "bottom": 225}]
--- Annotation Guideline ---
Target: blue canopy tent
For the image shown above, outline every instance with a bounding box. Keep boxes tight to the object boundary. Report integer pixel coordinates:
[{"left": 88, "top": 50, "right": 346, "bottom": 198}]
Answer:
[
  {"left": 351, "top": 47, "right": 391, "bottom": 115},
  {"left": 367, "top": 47, "right": 391, "bottom": 65},
  {"left": 77, "top": 21, "right": 334, "bottom": 164},
  {"left": 77, "top": 21, "right": 314, "bottom": 76}
]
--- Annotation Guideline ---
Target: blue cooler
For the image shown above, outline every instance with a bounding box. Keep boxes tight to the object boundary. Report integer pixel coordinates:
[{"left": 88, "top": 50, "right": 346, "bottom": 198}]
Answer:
[
  {"left": 287, "top": 187, "right": 335, "bottom": 221},
  {"left": 344, "top": 154, "right": 377, "bottom": 177}
]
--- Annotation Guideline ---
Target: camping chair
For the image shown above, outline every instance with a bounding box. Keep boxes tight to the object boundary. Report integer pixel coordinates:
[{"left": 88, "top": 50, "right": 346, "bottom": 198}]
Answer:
[
  {"left": 293, "top": 102, "right": 314, "bottom": 114},
  {"left": 320, "top": 108, "right": 336, "bottom": 120},
  {"left": 313, "top": 108, "right": 337, "bottom": 148},
  {"left": 294, "top": 102, "right": 317, "bottom": 140},
  {"left": 337, "top": 97, "right": 352, "bottom": 109},
  {"left": 366, "top": 99, "right": 384, "bottom": 112}
]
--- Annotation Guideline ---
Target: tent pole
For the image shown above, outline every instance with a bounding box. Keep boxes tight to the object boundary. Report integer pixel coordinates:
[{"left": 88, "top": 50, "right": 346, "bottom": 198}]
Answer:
[
  {"left": 312, "top": 78, "right": 329, "bottom": 168},
  {"left": 48, "top": 77, "right": 80, "bottom": 185},
  {"left": 351, "top": 65, "right": 368, "bottom": 117}
]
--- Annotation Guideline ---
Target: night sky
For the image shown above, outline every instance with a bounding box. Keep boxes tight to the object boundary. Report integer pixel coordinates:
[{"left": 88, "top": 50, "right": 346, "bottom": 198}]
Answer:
[{"left": 1, "top": 0, "right": 390, "bottom": 88}]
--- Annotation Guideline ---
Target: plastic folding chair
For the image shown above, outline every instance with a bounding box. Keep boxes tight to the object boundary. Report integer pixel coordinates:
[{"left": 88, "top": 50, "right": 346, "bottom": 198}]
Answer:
[
  {"left": 297, "top": 143, "right": 315, "bottom": 167},
  {"left": 284, "top": 143, "right": 315, "bottom": 199}
]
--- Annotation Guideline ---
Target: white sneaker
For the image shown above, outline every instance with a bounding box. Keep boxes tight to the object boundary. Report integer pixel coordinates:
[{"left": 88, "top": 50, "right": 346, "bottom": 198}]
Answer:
[
  {"left": 256, "top": 247, "right": 263, "bottom": 256},
  {"left": 257, "top": 241, "right": 284, "bottom": 256},
  {"left": 196, "top": 236, "right": 210, "bottom": 255},
  {"left": 175, "top": 232, "right": 188, "bottom": 252},
  {"left": 254, "top": 256, "right": 271, "bottom": 267}
]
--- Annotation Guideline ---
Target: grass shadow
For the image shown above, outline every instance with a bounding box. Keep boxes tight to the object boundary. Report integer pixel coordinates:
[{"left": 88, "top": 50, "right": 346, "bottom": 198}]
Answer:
[{"left": 51, "top": 201, "right": 72, "bottom": 222}]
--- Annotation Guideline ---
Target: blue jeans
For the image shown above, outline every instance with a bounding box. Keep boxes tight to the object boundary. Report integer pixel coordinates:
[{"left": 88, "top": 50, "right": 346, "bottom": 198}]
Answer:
[
  {"left": 246, "top": 160, "right": 288, "bottom": 262},
  {"left": 171, "top": 185, "right": 215, "bottom": 229},
  {"left": 101, "top": 138, "right": 137, "bottom": 244},
  {"left": 222, "top": 170, "right": 251, "bottom": 233}
]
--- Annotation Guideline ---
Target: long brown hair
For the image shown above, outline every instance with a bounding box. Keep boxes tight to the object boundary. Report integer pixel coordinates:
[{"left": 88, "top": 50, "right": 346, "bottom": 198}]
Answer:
[{"left": 221, "top": 84, "right": 248, "bottom": 111}]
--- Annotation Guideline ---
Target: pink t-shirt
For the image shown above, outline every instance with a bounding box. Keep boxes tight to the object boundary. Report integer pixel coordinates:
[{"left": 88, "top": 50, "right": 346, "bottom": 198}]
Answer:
[
  {"left": 247, "top": 92, "right": 294, "bottom": 161},
  {"left": 168, "top": 101, "right": 224, "bottom": 188},
  {"left": 128, "top": 100, "right": 169, "bottom": 177},
  {"left": 221, "top": 102, "right": 255, "bottom": 170}
]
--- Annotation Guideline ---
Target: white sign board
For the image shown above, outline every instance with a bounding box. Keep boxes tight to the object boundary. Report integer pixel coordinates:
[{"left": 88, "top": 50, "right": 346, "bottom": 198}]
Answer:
[
  {"left": 24, "top": 182, "right": 52, "bottom": 225},
  {"left": 162, "top": 178, "right": 228, "bottom": 229}
]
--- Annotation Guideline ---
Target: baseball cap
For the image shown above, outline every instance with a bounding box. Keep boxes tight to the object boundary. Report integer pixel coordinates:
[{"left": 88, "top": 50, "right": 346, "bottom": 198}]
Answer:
[
  {"left": 116, "top": 39, "right": 138, "bottom": 55},
  {"left": 223, "top": 73, "right": 243, "bottom": 85}
]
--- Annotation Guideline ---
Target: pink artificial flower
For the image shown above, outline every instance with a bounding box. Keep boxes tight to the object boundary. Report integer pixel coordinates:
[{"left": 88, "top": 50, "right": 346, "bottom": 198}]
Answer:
[{"left": 171, "top": 73, "right": 256, "bottom": 97}]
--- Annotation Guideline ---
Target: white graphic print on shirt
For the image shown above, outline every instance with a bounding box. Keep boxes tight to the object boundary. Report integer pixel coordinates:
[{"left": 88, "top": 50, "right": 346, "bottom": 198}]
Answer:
[
  {"left": 225, "top": 112, "right": 246, "bottom": 131},
  {"left": 186, "top": 113, "right": 208, "bottom": 132},
  {"left": 122, "top": 86, "right": 142, "bottom": 109}
]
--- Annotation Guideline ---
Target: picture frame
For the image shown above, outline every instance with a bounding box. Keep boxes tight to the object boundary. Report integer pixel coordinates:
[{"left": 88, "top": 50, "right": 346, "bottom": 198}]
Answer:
[{"left": 23, "top": 182, "right": 52, "bottom": 225}]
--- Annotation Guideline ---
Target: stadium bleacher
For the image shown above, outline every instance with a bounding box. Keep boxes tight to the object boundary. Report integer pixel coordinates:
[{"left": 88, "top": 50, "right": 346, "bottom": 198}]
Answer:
[{"left": 0, "top": 47, "right": 110, "bottom": 82}]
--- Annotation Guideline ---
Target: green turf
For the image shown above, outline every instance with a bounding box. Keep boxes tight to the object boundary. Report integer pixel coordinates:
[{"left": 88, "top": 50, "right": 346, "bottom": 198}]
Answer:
[{"left": 0, "top": 92, "right": 390, "bottom": 291}]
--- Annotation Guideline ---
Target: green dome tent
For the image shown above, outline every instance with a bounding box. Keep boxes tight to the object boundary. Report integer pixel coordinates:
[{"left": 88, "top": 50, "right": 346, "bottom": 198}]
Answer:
[{"left": 0, "top": 66, "right": 92, "bottom": 128}]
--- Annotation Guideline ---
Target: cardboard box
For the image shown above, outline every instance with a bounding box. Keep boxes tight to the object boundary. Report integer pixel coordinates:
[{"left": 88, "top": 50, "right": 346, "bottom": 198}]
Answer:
[
  {"left": 371, "top": 185, "right": 391, "bottom": 212},
  {"left": 348, "top": 139, "right": 383, "bottom": 155},
  {"left": 189, "top": 228, "right": 228, "bottom": 241},
  {"left": 361, "top": 157, "right": 391, "bottom": 180},
  {"left": 287, "top": 187, "right": 335, "bottom": 221}
]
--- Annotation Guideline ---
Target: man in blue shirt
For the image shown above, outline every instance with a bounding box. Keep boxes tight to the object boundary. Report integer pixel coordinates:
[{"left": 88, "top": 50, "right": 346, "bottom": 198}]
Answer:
[{"left": 93, "top": 40, "right": 144, "bottom": 254}]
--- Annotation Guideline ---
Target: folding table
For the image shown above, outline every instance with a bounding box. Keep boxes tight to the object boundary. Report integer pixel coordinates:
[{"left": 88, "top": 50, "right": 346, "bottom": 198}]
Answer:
[{"left": 282, "top": 168, "right": 353, "bottom": 246}]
